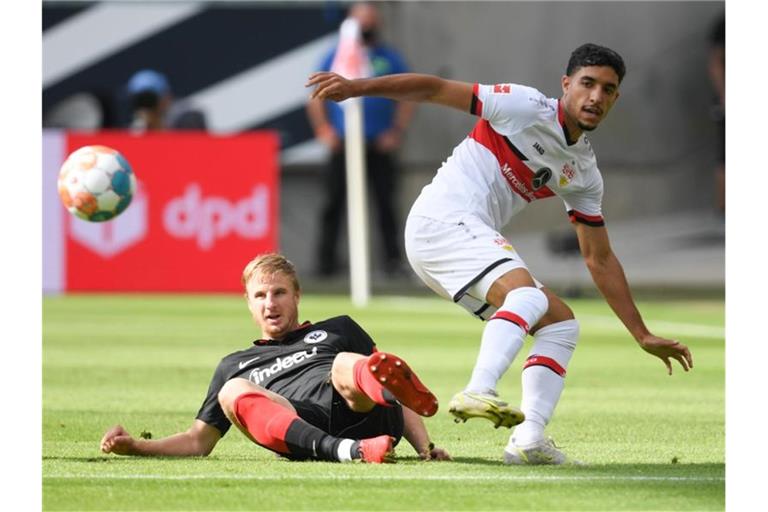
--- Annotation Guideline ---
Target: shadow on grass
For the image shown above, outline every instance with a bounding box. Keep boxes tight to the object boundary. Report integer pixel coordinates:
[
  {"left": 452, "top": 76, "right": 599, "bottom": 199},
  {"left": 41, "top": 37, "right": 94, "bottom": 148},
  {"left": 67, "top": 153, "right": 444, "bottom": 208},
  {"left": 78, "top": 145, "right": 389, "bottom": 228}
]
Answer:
[{"left": 43, "top": 454, "right": 725, "bottom": 479}]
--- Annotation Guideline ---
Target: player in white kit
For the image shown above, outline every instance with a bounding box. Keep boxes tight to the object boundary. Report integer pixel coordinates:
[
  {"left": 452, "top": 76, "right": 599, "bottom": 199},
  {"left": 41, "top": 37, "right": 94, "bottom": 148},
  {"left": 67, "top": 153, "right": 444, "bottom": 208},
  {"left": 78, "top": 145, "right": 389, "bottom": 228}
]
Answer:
[{"left": 307, "top": 43, "right": 693, "bottom": 464}]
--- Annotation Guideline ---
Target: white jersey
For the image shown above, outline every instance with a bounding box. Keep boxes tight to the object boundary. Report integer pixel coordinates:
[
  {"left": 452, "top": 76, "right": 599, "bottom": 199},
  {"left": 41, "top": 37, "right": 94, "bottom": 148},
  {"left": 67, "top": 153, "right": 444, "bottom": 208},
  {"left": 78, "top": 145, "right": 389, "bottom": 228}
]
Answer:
[{"left": 409, "top": 82, "right": 605, "bottom": 230}]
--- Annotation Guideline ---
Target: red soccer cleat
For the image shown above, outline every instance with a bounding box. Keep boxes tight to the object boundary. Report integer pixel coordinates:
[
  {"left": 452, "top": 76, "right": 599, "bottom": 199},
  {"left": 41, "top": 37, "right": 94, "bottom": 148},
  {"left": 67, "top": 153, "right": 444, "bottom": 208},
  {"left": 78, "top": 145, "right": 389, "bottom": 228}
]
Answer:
[
  {"left": 358, "top": 435, "right": 396, "bottom": 464},
  {"left": 368, "top": 352, "right": 439, "bottom": 417}
]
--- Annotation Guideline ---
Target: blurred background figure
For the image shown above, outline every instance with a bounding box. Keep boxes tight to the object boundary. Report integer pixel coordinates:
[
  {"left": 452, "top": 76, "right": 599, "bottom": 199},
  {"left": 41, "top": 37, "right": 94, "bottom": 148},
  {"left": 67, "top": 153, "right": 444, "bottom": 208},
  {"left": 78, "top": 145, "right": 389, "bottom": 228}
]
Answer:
[
  {"left": 43, "top": 91, "right": 106, "bottom": 130},
  {"left": 708, "top": 12, "right": 725, "bottom": 215},
  {"left": 126, "top": 69, "right": 207, "bottom": 132},
  {"left": 307, "top": 1, "right": 414, "bottom": 278}
]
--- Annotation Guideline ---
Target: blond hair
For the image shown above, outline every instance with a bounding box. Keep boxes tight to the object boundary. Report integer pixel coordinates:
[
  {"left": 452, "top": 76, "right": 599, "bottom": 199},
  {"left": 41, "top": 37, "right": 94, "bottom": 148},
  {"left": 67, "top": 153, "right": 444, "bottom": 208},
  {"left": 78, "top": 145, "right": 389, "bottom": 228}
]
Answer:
[{"left": 241, "top": 253, "right": 300, "bottom": 292}]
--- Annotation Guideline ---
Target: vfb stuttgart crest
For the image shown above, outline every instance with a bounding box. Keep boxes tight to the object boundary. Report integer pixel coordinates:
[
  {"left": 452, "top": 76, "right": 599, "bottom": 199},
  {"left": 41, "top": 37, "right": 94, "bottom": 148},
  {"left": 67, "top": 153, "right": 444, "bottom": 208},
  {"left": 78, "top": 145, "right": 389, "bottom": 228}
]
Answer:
[{"left": 532, "top": 167, "right": 552, "bottom": 190}]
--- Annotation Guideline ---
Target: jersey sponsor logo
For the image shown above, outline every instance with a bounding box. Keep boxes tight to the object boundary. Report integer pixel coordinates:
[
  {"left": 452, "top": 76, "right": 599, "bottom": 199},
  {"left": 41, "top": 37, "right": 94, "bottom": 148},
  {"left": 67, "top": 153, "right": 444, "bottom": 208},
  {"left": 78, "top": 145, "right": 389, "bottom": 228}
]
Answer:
[
  {"left": 238, "top": 356, "right": 261, "bottom": 369},
  {"left": 493, "top": 84, "right": 511, "bottom": 94},
  {"left": 559, "top": 162, "right": 576, "bottom": 187},
  {"left": 470, "top": 120, "right": 554, "bottom": 202},
  {"left": 247, "top": 346, "right": 318, "bottom": 385},
  {"left": 531, "top": 168, "right": 552, "bottom": 190},
  {"left": 500, "top": 163, "right": 535, "bottom": 201},
  {"left": 304, "top": 330, "right": 327, "bottom": 344},
  {"left": 533, "top": 142, "right": 545, "bottom": 155}
]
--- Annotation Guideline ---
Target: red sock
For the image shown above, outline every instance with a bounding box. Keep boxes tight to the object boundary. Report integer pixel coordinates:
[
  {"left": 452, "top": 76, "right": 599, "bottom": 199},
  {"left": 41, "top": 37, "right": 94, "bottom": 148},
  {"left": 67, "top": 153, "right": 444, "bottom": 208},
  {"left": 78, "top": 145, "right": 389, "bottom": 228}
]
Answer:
[
  {"left": 233, "top": 392, "right": 354, "bottom": 461},
  {"left": 233, "top": 392, "right": 296, "bottom": 454},
  {"left": 353, "top": 356, "right": 391, "bottom": 406}
]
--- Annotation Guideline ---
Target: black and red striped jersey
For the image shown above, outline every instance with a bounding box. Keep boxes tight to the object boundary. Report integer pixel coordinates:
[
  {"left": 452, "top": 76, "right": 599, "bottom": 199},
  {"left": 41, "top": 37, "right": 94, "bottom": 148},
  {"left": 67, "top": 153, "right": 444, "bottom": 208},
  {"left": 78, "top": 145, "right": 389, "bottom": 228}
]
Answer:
[{"left": 195, "top": 315, "right": 376, "bottom": 435}]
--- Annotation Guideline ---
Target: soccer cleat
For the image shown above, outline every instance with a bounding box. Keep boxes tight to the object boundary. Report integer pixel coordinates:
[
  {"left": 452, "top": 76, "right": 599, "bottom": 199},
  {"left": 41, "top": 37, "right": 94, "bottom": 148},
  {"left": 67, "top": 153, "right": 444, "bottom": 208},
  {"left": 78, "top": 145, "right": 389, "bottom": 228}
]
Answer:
[
  {"left": 358, "top": 435, "right": 396, "bottom": 463},
  {"left": 503, "top": 437, "right": 569, "bottom": 465},
  {"left": 368, "top": 352, "right": 439, "bottom": 417},
  {"left": 448, "top": 390, "right": 525, "bottom": 429}
]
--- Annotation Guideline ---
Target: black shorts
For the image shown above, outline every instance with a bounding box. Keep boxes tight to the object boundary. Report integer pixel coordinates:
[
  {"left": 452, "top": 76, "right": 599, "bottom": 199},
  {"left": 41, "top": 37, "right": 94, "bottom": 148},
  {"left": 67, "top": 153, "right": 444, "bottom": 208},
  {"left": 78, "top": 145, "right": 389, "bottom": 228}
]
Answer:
[{"left": 288, "top": 381, "right": 404, "bottom": 444}]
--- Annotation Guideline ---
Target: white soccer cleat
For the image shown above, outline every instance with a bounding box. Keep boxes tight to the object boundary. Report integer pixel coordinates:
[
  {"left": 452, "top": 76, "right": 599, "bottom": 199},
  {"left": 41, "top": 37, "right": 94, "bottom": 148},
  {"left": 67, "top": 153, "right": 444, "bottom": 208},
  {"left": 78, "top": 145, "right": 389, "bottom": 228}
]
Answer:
[
  {"left": 448, "top": 390, "right": 525, "bottom": 428},
  {"left": 503, "top": 437, "right": 570, "bottom": 465}
]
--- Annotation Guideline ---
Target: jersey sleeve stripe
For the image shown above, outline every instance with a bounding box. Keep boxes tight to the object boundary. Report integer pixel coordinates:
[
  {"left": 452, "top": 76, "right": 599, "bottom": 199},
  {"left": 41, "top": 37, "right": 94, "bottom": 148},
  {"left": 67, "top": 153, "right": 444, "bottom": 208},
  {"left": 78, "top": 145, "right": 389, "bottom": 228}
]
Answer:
[
  {"left": 470, "top": 83, "right": 483, "bottom": 116},
  {"left": 567, "top": 209, "right": 605, "bottom": 226}
]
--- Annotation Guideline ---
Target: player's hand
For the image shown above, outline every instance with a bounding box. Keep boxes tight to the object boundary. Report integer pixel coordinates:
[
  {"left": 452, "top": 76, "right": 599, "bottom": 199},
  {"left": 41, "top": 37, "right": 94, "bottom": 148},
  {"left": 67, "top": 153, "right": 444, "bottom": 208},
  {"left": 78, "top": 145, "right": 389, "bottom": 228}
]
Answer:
[
  {"left": 419, "top": 445, "right": 452, "bottom": 461},
  {"left": 306, "top": 72, "right": 356, "bottom": 102},
  {"left": 100, "top": 424, "right": 136, "bottom": 455},
  {"left": 638, "top": 334, "right": 693, "bottom": 375}
]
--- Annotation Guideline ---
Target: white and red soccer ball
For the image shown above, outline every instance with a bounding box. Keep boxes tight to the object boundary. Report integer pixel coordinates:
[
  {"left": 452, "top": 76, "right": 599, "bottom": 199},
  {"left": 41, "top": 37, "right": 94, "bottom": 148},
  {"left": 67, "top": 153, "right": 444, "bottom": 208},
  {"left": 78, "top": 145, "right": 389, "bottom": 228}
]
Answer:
[{"left": 58, "top": 145, "right": 136, "bottom": 222}]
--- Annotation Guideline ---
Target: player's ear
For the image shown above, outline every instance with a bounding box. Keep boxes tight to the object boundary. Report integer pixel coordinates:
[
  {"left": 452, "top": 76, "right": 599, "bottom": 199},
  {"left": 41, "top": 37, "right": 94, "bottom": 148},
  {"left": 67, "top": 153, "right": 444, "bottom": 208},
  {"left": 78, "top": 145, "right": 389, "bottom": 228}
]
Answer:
[{"left": 561, "top": 75, "right": 571, "bottom": 94}]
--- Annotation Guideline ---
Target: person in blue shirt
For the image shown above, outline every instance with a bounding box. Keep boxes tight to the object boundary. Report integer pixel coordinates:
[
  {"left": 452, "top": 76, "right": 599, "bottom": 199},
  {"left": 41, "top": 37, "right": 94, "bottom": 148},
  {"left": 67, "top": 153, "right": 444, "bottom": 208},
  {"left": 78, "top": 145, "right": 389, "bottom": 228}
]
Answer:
[{"left": 307, "top": 2, "right": 415, "bottom": 278}]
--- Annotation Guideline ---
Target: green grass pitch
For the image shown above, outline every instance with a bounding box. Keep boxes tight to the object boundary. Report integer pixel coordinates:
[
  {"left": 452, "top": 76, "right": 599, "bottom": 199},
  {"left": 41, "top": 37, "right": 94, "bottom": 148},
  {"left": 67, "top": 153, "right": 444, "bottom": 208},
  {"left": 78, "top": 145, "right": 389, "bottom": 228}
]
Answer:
[{"left": 43, "top": 294, "right": 724, "bottom": 511}]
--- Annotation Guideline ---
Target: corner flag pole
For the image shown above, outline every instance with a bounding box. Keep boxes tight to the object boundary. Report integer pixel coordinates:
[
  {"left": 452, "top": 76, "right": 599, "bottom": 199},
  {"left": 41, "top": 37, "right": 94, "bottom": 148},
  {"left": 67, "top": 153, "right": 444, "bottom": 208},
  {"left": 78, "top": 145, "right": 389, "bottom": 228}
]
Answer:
[
  {"left": 344, "top": 98, "right": 370, "bottom": 307},
  {"left": 331, "top": 18, "right": 371, "bottom": 307}
]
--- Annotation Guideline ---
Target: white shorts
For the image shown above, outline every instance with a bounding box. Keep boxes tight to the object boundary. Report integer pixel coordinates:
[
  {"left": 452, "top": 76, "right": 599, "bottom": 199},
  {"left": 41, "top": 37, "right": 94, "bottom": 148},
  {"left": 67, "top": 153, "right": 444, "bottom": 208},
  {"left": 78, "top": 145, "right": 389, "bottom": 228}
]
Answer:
[{"left": 404, "top": 214, "right": 542, "bottom": 320}]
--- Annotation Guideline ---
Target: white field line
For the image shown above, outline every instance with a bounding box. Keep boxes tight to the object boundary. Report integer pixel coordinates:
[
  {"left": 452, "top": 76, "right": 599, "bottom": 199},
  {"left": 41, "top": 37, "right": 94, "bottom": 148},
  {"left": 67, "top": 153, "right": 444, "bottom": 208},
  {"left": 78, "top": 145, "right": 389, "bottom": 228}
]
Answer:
[
  {"left": 375, "top": 297, "right": 724, "bottom": 339},
  {"left": 44, "top": 473, "right": 723, "bottom": 483}
]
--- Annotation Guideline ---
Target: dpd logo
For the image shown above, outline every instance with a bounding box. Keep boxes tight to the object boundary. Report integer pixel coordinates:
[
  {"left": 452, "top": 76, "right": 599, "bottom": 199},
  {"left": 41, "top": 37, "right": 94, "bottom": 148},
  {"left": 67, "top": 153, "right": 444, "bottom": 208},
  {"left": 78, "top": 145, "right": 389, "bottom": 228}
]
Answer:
[{"left": 163, "top": 184, "right": 270, "bottom": 250}]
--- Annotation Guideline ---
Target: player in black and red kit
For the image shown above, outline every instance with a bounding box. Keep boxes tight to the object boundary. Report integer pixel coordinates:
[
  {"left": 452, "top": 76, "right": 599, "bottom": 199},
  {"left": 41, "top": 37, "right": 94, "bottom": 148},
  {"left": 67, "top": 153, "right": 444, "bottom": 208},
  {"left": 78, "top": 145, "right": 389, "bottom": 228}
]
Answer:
[{"left": 100, "top": 253, "right": 449, "bottom": 463}]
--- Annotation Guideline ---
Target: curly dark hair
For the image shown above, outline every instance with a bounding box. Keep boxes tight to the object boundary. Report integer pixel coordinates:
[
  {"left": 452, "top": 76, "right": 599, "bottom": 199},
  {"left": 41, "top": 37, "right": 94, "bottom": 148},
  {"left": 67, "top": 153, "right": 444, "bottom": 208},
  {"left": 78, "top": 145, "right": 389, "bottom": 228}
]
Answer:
[{"left": 566, "top": 43, "right": 626, "bottom": 83}]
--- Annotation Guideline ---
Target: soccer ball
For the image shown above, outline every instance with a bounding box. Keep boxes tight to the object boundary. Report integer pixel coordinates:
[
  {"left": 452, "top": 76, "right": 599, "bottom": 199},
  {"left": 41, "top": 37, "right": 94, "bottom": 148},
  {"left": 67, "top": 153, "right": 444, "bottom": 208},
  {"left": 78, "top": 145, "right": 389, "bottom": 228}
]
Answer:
[{"left": 58, "top": 145, "right": 136, "bottom": 222}]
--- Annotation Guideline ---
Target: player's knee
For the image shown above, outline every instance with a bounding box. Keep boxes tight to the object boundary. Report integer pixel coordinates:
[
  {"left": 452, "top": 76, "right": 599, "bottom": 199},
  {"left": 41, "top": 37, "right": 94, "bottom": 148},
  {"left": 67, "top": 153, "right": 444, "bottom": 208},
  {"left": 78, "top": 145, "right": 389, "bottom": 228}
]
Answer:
[
  {"left": 526, "top": 319, "right": 580, "bottom": 374},
  {"left": 535, "top": 318, "right": 580, "bottom": 351},
  {"left": 331, "top": 353, "right": 365, "bottom": 399},
  {"left": 331, "top": 352, "right": 355, "bottom": 381},
  {"left": 555, "top": 318, "right": 580, "bottom": 351},
  {"left": 218, "top": 378, "right": 259, "bottom": 414},
  {"left": 499, "top": 286, "right": 549, "bottom": 330}
]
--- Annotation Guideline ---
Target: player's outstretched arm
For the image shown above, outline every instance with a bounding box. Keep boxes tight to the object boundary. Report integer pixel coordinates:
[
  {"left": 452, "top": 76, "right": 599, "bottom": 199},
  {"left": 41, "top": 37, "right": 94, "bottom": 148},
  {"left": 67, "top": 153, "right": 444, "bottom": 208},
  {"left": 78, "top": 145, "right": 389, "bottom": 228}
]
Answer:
[
  {"left": 100, "top": 419, "right": 221, "bottom": 457},
  {"left": 574, "top": 223, "right": 694, "bottom": 375},
  {"left": 401, "top": 407, "right": 451, "bottom": 461},
  {"left": 306, "top": 72, "right": 473, "bottom": 113}
]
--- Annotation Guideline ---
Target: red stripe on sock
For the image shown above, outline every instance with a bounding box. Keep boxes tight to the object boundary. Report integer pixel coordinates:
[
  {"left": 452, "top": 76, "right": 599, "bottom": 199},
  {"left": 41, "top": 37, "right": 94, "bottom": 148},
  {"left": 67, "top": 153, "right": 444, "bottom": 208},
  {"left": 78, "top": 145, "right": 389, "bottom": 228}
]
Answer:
[
  {"left": 523, "top": 355, "right": 566, "bottom": 377},
  {"left": 490, "top": 311, "right": 529, "bottom": 333},
  {"left": 233, "top": 392, "right": 294, "bottom": 454},
  {"left": 353, "top": 356, "right": 389, "bottom": 406}
]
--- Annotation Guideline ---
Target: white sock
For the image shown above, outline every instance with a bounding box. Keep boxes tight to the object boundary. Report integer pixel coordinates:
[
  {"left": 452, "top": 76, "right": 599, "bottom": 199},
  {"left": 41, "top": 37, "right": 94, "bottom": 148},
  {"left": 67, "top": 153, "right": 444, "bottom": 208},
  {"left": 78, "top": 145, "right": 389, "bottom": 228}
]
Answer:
[
  {"left": 465, "top": 287, "right": 548, "bottom": 394},
  {"left": 336, "top": 439, "right": 356, "bottom": 462},
  {"left": 513, "top": 319, "right": 579, "bottom": 445}
]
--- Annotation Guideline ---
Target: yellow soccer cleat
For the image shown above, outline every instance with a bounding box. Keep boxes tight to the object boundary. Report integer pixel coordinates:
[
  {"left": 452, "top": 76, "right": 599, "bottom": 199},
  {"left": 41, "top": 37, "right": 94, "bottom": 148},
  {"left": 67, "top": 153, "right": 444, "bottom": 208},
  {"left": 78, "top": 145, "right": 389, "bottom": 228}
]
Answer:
[{"left": 448, "top": 390, "right": 525, "bottom": 429}]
